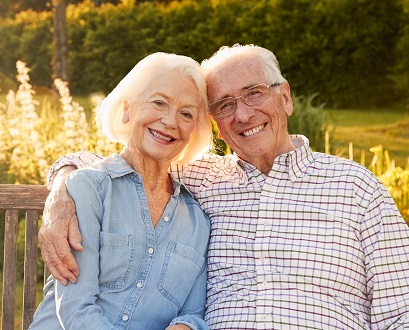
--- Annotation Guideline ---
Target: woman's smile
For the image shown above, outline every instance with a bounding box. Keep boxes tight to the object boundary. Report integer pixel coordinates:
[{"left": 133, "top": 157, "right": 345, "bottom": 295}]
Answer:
[{"left": 149, "top": 128, "right": 176, "bottom": 143}]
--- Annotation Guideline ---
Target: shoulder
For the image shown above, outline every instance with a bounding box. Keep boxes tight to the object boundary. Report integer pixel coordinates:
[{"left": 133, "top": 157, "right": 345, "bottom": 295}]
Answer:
[{"left": 311, "top": 152, "right": 381, "bottom": 189}]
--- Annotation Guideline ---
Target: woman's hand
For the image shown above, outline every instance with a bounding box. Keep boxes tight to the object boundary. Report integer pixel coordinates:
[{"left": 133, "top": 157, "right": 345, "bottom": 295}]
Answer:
[{"left": 39, "top": 166, "right": 83, "bottom": 285}]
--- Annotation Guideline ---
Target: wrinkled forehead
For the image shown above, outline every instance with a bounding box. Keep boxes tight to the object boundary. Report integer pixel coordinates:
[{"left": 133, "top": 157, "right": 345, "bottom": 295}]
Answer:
[{"left": 205, "top": 56, "right": 266, "bottom": 102}]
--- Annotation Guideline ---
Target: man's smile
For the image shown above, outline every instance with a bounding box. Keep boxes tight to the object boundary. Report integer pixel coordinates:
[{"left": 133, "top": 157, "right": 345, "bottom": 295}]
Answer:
[{"left": 240, "top": 123, "right": 266, "bottom": 137}]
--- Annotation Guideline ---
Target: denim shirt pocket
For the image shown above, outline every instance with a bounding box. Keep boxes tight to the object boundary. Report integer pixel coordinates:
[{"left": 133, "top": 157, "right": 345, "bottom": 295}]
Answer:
[
  {"left": 99, "top": 232, "right": 134, "bottom": 290},
  {"left": 158, "top": 241, "right": 205, "bottom": 308}
]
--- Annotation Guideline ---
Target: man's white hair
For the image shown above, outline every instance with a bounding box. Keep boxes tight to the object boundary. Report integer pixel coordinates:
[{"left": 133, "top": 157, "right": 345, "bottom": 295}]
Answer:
[{"left": 201, "top": 44, "right": 287, "bottom": 85}]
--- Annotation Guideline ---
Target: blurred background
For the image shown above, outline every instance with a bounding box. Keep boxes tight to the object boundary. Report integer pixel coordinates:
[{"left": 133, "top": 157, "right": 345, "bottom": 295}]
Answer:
[{"left": 0, "top": 1, "right": 408, "bottom": 206}]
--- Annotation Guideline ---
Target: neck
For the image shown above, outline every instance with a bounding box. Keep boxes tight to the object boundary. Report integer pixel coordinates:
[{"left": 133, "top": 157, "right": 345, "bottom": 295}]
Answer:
[
  {"left": 246, "top": 136, "right": 296, "bottom": 175},
  {"left": 120, "top": 147, "right": 172, "bottom": 191}
]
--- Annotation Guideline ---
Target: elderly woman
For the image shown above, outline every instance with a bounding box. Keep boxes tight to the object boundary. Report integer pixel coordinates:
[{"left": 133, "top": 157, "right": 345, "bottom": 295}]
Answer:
[{"left": 29, "top": 53, "right": 213, "bottom": 330}]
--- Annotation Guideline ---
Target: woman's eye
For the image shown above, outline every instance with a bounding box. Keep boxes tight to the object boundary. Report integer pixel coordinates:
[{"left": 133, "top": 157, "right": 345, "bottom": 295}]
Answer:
[
  {"left": 181, "top": 111, "right": 193, "bottom": 119},
  {"left": 152, "top": 100, "right": 166, "bottom": 107}
]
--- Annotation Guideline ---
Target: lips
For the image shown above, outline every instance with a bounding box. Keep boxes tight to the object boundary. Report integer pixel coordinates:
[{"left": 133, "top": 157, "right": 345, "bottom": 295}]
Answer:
[
  {"left": 240, "top": 123, "right": 266, "bottom": 137},
  {"left": 149, "top": 128, "right": 175, "bottom": 142}
]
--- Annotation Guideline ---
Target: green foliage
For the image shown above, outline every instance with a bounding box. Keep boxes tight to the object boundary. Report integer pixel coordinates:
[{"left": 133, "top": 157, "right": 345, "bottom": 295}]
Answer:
[
  {"left": 0, "top": 10, "right": 53, "bottom": 88},
  {"left": 268, "top": 0, "right": 405, "bottom": 107},
  {"left": 0, "top": 0, "right": 408, "bottom": 106},
  {"left": 288, "top": 93, "right": 331, "bottom": 152},
  {"left": 393, "top": 1, "right": 409, "bottom": 106}
]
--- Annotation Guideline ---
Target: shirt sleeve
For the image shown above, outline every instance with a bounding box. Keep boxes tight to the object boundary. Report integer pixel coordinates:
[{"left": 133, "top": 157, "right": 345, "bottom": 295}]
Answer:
[
  {"left": 362, "top": 180, "right": 409, "bottom": 328},
  {"left": 46, "top": 151, "right": 103, "bottom": 189},
  {"left": 167, "top": 262, "right": 208, "bottom": 330},
  {"left": 55, "top": 170, "right": 117, "bottom": 329}
]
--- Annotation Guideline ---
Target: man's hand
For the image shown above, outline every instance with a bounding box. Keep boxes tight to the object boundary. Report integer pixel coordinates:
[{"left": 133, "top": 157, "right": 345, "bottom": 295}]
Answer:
[{"left": 39, "top": 166, "right": 83, "bottom": 285}]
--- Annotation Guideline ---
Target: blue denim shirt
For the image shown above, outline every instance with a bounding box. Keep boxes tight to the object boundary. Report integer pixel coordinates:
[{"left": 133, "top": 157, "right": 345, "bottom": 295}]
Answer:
[{"left": 30, "top": 154, "right": 210, "bottom": 330}]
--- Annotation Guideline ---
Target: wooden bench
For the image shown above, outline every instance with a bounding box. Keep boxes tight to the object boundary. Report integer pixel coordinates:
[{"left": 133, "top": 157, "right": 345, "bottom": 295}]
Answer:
[{"left": 0, "top": 184, "right": 49, "bottom": 330}]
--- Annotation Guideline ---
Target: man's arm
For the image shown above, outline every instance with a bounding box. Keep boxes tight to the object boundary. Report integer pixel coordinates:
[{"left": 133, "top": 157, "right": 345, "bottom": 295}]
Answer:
[
  {"left": 363, "top": 181, "right": 409, "bottom": 328},
  {"left": 39, "top": 165, "right": 81, "bottom": 285},
  {"left": 39, "top": 151, "right": 103, "bottom": 285}
]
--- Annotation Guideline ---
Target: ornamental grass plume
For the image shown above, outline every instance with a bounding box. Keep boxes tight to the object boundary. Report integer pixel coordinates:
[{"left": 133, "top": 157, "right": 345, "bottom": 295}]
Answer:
[
  {"left": 368, "top": 145, "right": 409, "bottom": 223},
  {"left": 0, "top": 93, "right": 11, "bottom": 174},
  {"left": 54, "top": 78, "right": 89, "bottom": 153},
  {"left": 6, "top": 61, "right": 47, "bottom": 183}
]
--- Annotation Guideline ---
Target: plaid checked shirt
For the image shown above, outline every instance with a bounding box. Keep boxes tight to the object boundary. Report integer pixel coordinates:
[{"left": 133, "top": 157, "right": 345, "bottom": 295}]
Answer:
[{"left": 48, "top": 135, "right": 409, "bottom": 329}]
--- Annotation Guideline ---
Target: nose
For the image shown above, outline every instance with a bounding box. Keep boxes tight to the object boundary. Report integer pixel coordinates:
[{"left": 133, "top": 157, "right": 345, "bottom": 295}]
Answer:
[
  {"left": 161, "top": 110, "right": 178, "bottom": 128},
  {"left": 234, "top": 98, "right": 256, "bottom": 123}
]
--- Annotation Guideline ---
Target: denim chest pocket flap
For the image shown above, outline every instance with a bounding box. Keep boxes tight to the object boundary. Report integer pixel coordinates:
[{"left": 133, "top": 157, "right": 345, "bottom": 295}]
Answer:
[
  {"left": 99, "top": 232, "right": 134, "bottom": 289},
  {"left": 158, "top": 241, "right": 205, "bottom": 308}
]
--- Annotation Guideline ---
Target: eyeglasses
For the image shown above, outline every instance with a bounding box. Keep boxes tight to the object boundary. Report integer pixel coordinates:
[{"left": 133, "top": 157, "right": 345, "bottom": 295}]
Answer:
[{"left": 208, "top": 82, "right": 281, "bottom": 119}]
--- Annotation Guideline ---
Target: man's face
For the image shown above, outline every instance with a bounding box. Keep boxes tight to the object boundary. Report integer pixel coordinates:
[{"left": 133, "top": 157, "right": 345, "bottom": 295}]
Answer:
[{"left": 207, "top": 57, "right": 294, "bottom": 170}]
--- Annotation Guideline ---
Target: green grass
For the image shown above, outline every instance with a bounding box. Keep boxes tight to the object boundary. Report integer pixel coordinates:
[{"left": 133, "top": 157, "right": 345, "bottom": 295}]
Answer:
[{"left": 326, "top": 107, "right": 409, "bottom": 167}]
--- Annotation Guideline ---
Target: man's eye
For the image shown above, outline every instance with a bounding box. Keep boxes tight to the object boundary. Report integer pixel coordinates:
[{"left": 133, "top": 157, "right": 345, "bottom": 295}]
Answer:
[
  {"left": 248, "top": 90, "right": 262, "bottom": 97},
  {"left": 219, "top": 101, "right": 234, "bottom": 112}
]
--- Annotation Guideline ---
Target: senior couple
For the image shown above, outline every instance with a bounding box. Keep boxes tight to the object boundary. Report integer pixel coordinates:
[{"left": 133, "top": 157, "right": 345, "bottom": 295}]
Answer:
[{"left": 31, "top": 44, "right": 409, "bottom": 329}]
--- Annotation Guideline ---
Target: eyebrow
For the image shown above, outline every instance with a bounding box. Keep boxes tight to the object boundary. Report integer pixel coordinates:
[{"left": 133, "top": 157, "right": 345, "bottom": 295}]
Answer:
[{"left": 149, "top": 92, "right": 199, "bottom": 109}]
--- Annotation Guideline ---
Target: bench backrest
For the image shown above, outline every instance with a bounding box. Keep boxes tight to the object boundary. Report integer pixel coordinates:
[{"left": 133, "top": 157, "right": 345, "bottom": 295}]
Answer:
[{"left": 0, "top": 184, "right": 49, "bottom": 330}]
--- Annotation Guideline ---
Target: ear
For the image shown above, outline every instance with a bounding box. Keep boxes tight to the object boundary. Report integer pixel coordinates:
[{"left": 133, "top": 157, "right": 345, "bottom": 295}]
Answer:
[
  {"left": 122, "top": 100, "right": 129, "bottom": 124},
  {"left": 281, "top": 82, "right": 293, "bottom": 117}
]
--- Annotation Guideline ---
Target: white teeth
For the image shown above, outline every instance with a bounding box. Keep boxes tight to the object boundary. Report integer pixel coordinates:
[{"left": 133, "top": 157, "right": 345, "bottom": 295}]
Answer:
[
  {"left": 150, "top": 129, "right": 172, "bottom": 141},
  {"left": 242, "top": 124, "right": 264, "bottom": 137}
]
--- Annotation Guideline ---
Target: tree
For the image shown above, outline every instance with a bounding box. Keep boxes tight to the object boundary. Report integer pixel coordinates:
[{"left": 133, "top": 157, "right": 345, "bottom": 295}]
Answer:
[{"left": 53, "top": 0, "right": 69, "bottom": 83}]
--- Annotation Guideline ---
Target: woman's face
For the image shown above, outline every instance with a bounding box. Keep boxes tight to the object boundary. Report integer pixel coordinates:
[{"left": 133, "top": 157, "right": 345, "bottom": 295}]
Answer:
[{"left": 127, "top": 70, "right": 201, "bottom": 164}]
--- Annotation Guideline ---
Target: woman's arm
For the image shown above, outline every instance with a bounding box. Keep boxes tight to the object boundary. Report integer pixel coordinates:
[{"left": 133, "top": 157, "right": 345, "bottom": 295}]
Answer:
[{"left": 54, "top": 170, "right": 116, "bottom": 329}]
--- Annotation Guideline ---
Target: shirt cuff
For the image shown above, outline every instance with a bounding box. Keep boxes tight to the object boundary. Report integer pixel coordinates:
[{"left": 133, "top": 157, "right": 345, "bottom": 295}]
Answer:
[{"left": 46, "top": 151, "right": 103, "bottom": 189}]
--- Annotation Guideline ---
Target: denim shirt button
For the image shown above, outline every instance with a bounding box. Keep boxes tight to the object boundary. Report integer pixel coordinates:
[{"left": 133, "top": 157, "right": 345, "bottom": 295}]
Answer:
[
  {"left": 148, "top": 247, "right": 154, "bottom": 254},
  {"left": 136, "top": 282, "right": 143, "bottom": 288},
  {"left": 122, "top": 314, "right": 129, "bottom": 321},
  {"left": 164, "top": 216, "right": 170, "bottom": 222}
]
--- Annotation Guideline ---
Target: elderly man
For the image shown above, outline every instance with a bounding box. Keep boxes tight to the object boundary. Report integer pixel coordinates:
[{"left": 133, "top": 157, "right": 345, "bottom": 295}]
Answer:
[{"left": 41, "top": 44, "right": 409, "bottom": 329}]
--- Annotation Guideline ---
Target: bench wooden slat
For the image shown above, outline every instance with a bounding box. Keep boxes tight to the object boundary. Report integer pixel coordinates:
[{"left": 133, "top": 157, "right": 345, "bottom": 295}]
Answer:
[
  {"left": 2, "top": 209, "right": 19, "bottom": 330},
  {"left": 23, "top": 210, "right": 39, "bottom": 330}
]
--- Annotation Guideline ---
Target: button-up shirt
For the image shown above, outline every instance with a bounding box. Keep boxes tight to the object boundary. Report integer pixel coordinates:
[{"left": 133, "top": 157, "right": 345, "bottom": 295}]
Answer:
[
  {"left": 46, "top": 135, "right": 409, "bottom": 329},
  {"left": 32, "top": 154, "right": 210, "bottom": 330}
]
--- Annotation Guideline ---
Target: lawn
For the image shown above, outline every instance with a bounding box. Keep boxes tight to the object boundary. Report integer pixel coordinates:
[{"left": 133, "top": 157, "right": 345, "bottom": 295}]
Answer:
[{"left": 326, "top": 107, "right": 409, "bottom": 167}]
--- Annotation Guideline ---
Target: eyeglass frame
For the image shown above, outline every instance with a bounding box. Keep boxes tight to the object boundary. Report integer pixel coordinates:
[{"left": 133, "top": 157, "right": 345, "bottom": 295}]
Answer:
[{"left": 208, "top": 82, "right": 282, "bottom": 119}]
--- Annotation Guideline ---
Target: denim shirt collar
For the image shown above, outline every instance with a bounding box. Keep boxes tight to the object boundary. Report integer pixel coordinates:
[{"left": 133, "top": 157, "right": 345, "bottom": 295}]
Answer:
[{"left": 100, "top": 154, "right": 194, "bottom": 198}]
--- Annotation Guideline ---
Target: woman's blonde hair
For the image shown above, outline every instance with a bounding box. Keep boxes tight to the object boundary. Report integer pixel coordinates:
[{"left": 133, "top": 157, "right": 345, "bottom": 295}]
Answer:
[{"left": 97, "top": 52, "right": 212, "bottom": 165}]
